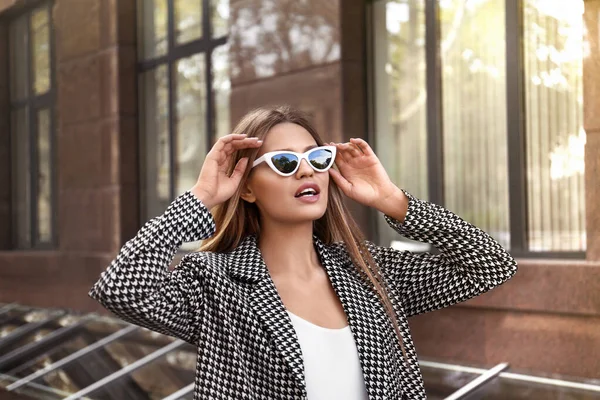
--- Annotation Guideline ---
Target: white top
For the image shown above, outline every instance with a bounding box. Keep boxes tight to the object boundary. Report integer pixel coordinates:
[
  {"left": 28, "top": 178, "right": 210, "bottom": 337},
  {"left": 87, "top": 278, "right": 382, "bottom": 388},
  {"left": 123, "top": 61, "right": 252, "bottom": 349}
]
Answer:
[{"left": 286, "top": 310, "right": 369, "bottom": 400}]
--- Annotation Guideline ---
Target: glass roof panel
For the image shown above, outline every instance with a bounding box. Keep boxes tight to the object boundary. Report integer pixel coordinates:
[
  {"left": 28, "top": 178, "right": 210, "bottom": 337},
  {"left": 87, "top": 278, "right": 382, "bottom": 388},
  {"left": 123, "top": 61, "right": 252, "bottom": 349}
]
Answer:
[
  {"left": 0, "top": 316, "right": 134, "bottom": 393},
  {"left": 89, "top": 345, "right": 196, "bottom": 400},
  {"left": 420, "top": 363, "right": 481, "bottom": 400},
  {"left": 20, "top": 327, "right": 177, "bottom": 396},
  {"left": 0, "top": 310, "right": 65, "bottom": 358},
  {"left": 2, "top": 305, "right": 599, "bottom": 400},
  {"left": 0, "top": 306, "right": 30, "bottom": 329},
  {"left": 463, "top": 374, "right": 600, "bottom": 400}
]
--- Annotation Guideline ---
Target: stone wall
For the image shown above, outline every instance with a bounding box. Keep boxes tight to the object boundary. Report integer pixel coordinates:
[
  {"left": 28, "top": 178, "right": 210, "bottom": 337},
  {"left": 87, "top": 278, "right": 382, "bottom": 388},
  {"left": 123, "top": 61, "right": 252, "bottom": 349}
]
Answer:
[{"left": 0, "top": 0, "right": 139, "bottom": 311}]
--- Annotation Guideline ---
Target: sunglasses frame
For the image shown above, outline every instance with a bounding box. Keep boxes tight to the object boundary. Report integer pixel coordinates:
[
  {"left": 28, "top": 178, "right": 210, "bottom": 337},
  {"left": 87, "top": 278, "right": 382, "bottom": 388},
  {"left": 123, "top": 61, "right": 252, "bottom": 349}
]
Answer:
[{"left": 252, "top": 145, "right": 337, "bottom": 177}]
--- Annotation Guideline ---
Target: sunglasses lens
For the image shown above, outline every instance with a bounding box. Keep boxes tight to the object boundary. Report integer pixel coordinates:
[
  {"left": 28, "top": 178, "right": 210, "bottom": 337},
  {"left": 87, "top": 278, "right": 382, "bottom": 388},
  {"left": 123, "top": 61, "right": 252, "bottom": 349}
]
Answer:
[
  {"left": 271, "top": 153, "right": 299, "bottom": 174},
  {"left": 308, "top": 148, "right": 334, "bottom": 170}
]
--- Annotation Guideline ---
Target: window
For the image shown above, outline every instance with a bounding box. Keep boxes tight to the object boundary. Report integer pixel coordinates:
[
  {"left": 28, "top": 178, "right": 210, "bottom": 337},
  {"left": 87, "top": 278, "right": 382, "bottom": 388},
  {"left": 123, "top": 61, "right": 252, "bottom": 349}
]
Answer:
[
  {"left": 372, "top": 0, "right": 585, "bottom": 256},
  {"left": 138, "top": 0, "right": 230, "bottom": 221},
  {"left": 8, "top": 2, "right": 56, "bottom": 249}
]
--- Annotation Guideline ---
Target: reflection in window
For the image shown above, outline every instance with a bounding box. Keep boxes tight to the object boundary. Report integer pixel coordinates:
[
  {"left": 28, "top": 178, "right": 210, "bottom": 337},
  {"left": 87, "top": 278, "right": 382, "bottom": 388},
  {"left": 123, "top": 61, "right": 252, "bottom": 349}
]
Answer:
[
  {"left": 524, "top": 0, "right": 585, "bottom": 251},
  {"left": 229, "top": 0, "right": 340, "bottom": 81},
  {"left": 8, "top": 3, "right": 55, "bottom": 249},
  {"left": 140, "top": 66, "right": 171, "bottom": 218},
  {"left": 211, "top": 0, "right": 229, "bottom": 38},
  {"left": 373, "top": 0, "right": 428, "bottom": 200},
  {"left": 37, "top": 109, "right": 52, "bottom": 243},
  {"left": 175, "top": 54, "right": 207, "bottom": 197},
  {"left": 31, "top": 7, "right": 50, "bottom": 95},
  {"left": 441, "top": 0, "right": 510, "bottom": 249},
  {"left": 212, "top": 44, "right": 231, "bottom": 139},
  {"left": 138, "top": 0, "right": 168, "bottom": 60},
  {"left": 139, "top": 0, "right": 229, "bottom": 222},
  {"left": 175, "top": 0, "right": 202, "bottom": 44}
]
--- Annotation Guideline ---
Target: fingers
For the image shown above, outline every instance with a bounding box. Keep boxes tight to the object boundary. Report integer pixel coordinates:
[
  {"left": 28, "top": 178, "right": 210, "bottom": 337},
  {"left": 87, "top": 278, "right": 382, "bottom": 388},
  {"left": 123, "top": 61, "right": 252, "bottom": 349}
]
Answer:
[
  {"left": 330, "top": 139, "right": 369, "bottom": 163},
  {"left": 329, "top": 168, "right": 352, "bottom": 195},
  {"left": 214, "top": 134, "right": 262, "bottom": 153},
  {"left": 211, "top": 134, "right": 263, "bottom": 164},
  {"left": 222, "top": 137, "right": 262, "bottom": 158},
  {"left": 230, "top": 157, "right": 249, "bottom": 181},
  {"left": 327, "top": 142, "right": 348, "bottom": 167},
  {"left": 349, "top": 138, "right": 375, "bottom": 157}
]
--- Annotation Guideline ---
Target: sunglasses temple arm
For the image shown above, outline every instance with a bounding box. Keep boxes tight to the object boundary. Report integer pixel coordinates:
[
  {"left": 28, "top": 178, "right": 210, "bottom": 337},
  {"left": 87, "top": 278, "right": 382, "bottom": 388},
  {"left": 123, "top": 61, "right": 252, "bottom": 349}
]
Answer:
[{"left": 252, "top": 155, "right": 266, "bottom": 168}]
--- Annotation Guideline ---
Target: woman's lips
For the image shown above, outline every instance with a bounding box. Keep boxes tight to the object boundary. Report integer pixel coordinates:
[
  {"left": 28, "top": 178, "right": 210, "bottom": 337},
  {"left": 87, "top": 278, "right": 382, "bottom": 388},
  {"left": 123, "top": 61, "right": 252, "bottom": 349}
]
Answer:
[{"left": 295, "top": 193, "right": 320, "bottom": 204}]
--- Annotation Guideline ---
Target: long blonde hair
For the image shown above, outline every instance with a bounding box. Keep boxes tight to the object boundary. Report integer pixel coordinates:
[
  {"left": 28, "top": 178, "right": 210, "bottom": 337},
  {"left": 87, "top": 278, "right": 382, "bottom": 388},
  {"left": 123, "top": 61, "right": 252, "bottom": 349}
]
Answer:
[{"left": 200, "top": 105, "right": 407, "bottom": 359}]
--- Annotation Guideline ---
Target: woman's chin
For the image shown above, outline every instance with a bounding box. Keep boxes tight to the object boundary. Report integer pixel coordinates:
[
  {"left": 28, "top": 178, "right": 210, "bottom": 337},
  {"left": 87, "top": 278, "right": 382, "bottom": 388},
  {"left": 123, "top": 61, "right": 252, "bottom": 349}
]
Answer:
[{"left": 286, "top": 204, "right": 327, "bottom": 224}]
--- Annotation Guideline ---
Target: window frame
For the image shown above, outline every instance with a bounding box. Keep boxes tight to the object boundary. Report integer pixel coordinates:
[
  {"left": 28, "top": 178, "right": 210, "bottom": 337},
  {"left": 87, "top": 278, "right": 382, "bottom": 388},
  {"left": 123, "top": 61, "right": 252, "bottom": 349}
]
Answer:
[
  {"left": 367, "top": 0, "right": 585, "bottom": 259},
  {"left": 7, "top": 0, "right": 57, "bottom": 250},
  {"left": 138, "top": 0, "right": 228, "bottom": 221}
]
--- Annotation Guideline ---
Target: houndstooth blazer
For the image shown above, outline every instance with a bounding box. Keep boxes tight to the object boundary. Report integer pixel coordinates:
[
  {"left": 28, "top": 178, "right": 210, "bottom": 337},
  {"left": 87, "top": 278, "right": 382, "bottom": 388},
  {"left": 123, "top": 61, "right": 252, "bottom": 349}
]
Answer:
[{"left": 89, "top": 190, "right": 517, "bottom": 400}]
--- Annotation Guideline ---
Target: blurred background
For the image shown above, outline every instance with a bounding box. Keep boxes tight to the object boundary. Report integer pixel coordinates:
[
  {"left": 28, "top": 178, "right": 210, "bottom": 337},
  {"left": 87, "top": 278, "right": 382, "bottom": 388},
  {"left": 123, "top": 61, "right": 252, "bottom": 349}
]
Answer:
[{"left": 0, "top": 0, "right": 598, "bottom": 398}]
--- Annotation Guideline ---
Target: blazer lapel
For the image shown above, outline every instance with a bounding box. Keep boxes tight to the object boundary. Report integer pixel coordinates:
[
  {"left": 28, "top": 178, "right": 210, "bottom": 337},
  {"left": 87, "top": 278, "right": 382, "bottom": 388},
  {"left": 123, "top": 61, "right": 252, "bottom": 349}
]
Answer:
[
  {"left": 228, "top": 235, "right": 393, "bottom": 400},
  {"left": 315, "top": 238, "right": 393, "bottom": 400},
  {"left": 227, "top": 236, "right": 307, "bottom": 395}
]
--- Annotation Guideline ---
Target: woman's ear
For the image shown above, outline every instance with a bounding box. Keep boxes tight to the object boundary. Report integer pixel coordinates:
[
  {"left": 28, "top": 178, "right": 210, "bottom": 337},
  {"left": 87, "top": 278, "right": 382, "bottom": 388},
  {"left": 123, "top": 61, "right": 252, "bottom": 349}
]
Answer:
[{"left": 240, "top": 184, "right": 256, "bottom": 203}]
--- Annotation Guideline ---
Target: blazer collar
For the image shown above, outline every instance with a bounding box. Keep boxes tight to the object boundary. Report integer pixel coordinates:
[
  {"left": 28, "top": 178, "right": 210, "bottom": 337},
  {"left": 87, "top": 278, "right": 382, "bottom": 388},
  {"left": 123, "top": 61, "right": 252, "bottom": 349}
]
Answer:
[
  {"left": 227, "top": 234, "right": 353, "bottom": 283},
  {"left": 227, "top": 234, "right": 393, "bottom": 399}
]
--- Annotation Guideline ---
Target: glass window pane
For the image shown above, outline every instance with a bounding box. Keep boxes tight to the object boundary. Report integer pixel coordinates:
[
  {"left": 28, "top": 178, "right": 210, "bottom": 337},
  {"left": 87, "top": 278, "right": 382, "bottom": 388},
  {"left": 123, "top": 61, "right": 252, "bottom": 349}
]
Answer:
[
  {"left": 140, "top": 65, "right": 171, "bottom": 219},
  {"left": 175, "top": 54, "right": 206, "bottom": 198},
  {"left": 212, "top": 44, "right": 230, "bottom": 140},
  {"left": 175, "top": 0, "right": 202, "bottom": 44},
  {"left": 138, "top": 0, "right": 168, "bottom": 60},
  {"left": 211, "top": 0, "right": 229, "bottom": 38},
  {"left": 440, "top": 0, "right": 510, "bottom": 249},
  {"left": 11, "top": 107, "right": 31, "bottom": 248},
  {"left": 373, "top": 0, "right": 428, "bottom": 248},
  {"left": 9, "top": 15, "right": 29, "bottom": 101},
  {"left": 524, "top": 0, "right": 585, "bottom": 251},
  {"left": 31, "top": 6, "right": 51, "bottom": 95},
  {"left": 373, "top": 0, "right": 428, "bottom": 200},
  {"left": 37, "top": 108, "right": 52, "bottom": 243}
]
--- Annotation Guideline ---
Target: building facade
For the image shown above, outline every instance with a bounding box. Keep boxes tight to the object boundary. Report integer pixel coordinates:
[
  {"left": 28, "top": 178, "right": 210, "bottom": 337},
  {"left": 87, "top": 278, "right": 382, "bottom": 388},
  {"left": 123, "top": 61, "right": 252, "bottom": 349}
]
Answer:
[{"left": 0, "top": 0, "right": 598, "bottom": 384}]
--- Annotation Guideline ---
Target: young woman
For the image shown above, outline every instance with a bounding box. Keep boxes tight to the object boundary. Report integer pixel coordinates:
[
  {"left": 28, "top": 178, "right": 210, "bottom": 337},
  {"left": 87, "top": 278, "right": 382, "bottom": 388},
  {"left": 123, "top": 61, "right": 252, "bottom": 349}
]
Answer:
[{"left": 90, "top": 106, "right": 517, "bottom": 400}]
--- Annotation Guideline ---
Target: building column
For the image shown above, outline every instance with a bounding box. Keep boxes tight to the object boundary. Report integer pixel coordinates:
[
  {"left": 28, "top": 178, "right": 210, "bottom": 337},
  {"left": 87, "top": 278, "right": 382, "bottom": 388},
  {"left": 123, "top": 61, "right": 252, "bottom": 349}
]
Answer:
[
  {"left": 53, "top": 0, "right": 139, "bottom": 257},
  {"left": 584, "top": 0, "right": 600, "bottom": 260}
]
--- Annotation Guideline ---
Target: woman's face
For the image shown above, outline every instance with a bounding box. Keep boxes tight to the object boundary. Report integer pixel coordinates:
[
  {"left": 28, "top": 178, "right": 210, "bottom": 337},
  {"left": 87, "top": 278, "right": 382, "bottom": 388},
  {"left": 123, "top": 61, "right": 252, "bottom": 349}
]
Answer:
[{"left": 243, "top": 122, "right": 330, "bottom": 225}]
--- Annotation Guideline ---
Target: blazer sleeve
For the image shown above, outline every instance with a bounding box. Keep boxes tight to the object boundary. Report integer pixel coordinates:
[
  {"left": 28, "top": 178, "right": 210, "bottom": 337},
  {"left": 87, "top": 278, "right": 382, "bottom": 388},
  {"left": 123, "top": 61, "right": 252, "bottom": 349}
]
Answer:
[
  {"left": 89, "top": 191, "right": 216, "bottom": 344},
  {"left": 368, "top": 190, "right": 518, "bottom": 318}
]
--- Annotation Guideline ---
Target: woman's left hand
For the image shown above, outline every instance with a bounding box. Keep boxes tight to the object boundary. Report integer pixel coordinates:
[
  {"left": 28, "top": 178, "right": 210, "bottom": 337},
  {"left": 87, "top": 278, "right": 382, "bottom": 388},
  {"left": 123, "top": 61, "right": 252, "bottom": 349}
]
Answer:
[{"left": 328, "top": 138, "right": 406, "bottom": 217}]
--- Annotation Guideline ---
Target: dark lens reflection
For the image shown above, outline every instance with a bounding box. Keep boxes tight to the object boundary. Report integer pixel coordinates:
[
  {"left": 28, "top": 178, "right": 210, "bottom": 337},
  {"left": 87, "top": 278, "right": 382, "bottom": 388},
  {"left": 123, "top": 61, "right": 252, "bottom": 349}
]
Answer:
[
  {"left": 272, "top": 154, "right": 299, "bottom": 174},
  {"left": 308, "top": 149, "right": 333, "bottom": 170}
]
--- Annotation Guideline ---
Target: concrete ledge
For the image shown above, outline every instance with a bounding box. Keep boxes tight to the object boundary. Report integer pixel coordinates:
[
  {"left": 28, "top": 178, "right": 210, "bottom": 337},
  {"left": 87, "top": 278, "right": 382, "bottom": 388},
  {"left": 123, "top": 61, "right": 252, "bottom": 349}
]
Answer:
[
  {"left": 409, "top": 306, "right": 600, "bottom": 380},
  {"left": 459, "top": 258, "right": 600, "bottom": 317}
]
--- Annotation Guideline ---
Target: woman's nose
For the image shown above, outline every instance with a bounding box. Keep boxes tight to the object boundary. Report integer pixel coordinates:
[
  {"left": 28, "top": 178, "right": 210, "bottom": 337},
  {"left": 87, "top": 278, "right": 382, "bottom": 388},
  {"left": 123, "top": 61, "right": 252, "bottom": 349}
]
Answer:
[{"left": 295, "top": 159, "right": 314, "bottom": 178}]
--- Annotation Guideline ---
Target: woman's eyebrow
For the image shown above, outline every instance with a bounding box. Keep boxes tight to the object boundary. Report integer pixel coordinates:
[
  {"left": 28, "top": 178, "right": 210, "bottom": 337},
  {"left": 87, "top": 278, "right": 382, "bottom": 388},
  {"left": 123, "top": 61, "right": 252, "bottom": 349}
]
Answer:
[{"left": 272, "top": 144, "right": 318, "bottom": 152}]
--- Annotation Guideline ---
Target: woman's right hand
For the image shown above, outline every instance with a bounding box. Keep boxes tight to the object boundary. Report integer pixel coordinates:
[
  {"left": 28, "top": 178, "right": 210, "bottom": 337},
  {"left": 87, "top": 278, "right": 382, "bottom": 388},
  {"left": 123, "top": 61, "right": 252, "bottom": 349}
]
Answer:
[{"left": 191, "top": 134, "right": 262, "bottom": 209}]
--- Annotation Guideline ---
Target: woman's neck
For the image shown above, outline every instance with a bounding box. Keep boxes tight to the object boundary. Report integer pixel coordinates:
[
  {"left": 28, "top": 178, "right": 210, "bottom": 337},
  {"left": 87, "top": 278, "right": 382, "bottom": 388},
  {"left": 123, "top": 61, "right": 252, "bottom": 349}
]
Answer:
[{"left": 258, "top": 220, "right": 321, "bottom": 280}]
